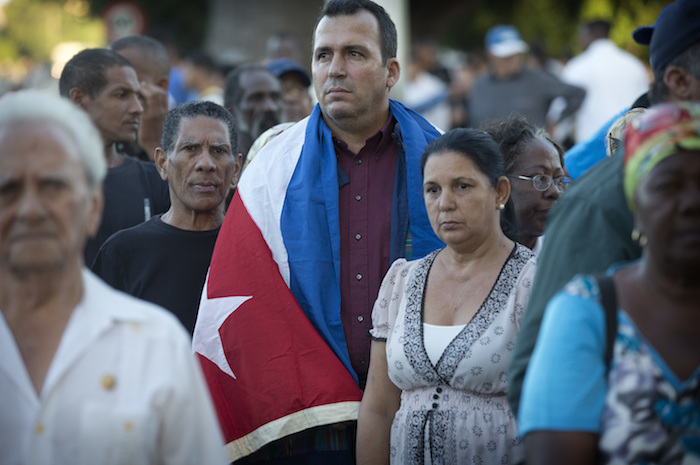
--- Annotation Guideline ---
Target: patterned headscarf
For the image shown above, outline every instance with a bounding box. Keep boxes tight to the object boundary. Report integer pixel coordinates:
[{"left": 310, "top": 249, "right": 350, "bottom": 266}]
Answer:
[{"left": 623, "top": 102, "right": 700, "bottom": 211}]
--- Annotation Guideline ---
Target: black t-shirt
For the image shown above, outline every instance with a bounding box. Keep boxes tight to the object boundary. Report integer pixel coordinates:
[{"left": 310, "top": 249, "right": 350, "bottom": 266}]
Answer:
[
  {"left": 85, "top": 156, "right": 170, "bottom": 266},
  {"left": 91, "top": 215, "right": 219, "bottom": 334}
]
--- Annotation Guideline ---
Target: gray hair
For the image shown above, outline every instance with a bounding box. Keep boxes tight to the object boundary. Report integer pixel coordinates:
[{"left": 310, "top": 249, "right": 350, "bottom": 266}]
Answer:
[
  {"left": 606, "top": 107, "right": 645, "bottom": 156},
  {"left": 0, "top": 90, "right": 107, "bottom": 187},
  {"left": 482, "top": 114, "right": 564, "bottom": 173},
  {"left": 161, "top": 100, "right": 238, "bottom": 155},
  {"left": 649, "top": 41, "right": 700, "bottom": 105}
]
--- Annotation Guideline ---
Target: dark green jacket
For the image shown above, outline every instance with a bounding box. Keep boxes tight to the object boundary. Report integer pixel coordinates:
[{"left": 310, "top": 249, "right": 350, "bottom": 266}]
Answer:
[{"left": 507, "top": 151, "right": 642, "bottom": 416}]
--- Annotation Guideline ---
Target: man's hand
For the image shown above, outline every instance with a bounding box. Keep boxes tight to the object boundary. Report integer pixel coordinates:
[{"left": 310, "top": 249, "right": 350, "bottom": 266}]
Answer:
[{"left": 138, "top": 81, "right": 169, "bottom": 160}]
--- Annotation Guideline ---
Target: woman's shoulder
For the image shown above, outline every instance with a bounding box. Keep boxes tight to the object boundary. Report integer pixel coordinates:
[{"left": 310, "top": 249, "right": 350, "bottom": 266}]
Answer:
[
  {"left": 504, "top": 243, "right": 538, "bottom": 283},
  {"left": 391, "top": 248, "right": 440, "bottom": 275},
  {"left": 513, "top": 242, "right": 537, "bottom": 264},
  {"left": 560, "top": 273, "right": 605, "bottom": 302}
]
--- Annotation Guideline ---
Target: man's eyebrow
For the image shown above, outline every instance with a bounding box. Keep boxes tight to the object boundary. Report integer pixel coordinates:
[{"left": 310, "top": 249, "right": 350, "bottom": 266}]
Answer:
[
  {"left": 178, "top": 140, "right": 231, "bottom": 148},
  {"left": 342, "top": 44, "right": 369, "bottom": 52},
  {"left": 113, "top": 85, "right": 136, "bottom": 92},
  {"left": 209, "top": 142, "right": 231, "bottom": 149},
  {"left": 521, "top": 164, "right": 558, "bottom": 171}
]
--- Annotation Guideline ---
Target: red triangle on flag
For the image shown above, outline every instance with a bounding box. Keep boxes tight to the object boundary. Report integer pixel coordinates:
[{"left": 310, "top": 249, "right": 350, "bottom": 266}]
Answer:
[{"left": 195, "top": 193, "right": 362, "bottom": 460}]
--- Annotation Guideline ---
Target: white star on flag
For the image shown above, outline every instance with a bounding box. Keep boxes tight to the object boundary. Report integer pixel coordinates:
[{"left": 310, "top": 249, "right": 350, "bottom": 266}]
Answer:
[{"left": 192, "top": 289, "right": 252, "bottom": 379}]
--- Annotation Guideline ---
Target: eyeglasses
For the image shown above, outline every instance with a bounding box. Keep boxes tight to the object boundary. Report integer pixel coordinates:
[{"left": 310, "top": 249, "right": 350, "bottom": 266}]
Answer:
[{"left": 515, "top": 174, "right": 571, "bottom": 192}]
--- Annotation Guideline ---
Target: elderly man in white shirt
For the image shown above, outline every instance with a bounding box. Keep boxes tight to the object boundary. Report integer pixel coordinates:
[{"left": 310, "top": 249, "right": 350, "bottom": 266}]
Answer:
[{"left": 0, "top": 90, "right": 228, "bottom": 465}]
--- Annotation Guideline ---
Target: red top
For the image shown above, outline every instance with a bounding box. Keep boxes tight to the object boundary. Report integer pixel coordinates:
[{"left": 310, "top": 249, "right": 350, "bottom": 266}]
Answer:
[{"left": 335, "top": 116, "right": 399, "bottom": 388}]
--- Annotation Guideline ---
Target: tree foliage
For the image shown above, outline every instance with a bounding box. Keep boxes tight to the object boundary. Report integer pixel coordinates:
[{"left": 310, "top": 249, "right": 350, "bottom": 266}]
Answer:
[
  {"left": 0, "top": 0, "right": 103, "bottom": 61},
  {"left": 0, "top": 0, "right": 676, "bottom": 67},
  {"left": 411, "top": 0, "right": 670, "bottom": 60}
]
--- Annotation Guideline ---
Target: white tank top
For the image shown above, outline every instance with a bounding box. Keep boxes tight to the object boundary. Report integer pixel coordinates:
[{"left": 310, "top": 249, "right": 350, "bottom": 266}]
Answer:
[{"left": 423, "top": 322, "right": 467, "bottom": 365}]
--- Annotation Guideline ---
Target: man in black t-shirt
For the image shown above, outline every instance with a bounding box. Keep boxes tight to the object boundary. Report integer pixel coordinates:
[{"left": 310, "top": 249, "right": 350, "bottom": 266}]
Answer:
[
  {"left": 59, "top": 48, "right": 170, "bottom": 266},
  {"left": 92, "top": 101, "right": 240, "bottom": 333}
]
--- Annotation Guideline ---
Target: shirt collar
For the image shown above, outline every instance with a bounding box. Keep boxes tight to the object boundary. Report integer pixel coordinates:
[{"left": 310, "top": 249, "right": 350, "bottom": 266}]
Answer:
[{"left": 332, "top": 115, "right": 398, "bottom": 156}]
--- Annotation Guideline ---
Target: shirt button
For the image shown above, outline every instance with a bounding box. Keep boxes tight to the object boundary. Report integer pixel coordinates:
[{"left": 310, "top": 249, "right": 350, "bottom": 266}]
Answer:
[
  {"left": 35, "top": 423, "right": 45, "bottom": 434},
  {"left": 355, "top": 234, "right": 362, "bottom": 240},
  {"left": 432, "top": 403, "right": 438, "bottom": 409},
  {"left": 360, "top": 358, "right": 367, "bottom": 365},
  {"left": 436, "top": 387, "right": 443, "bottom": 393},
  {"left": 357, "top": 316, "right": 364, "bottom": 322},
  {"left": 356, "top": 274, "right": 362, "bottom": 280},
  {"left": 101, "top": 374, "right": 116, "bottom": 390},
  {"left": 355, "top": 195, "right": 361, "bottom": 201},
  {"left": 433, "top": 394, "right": 439, "bottom": 400},
  {"left": 356, "top": 159, "right": 362, "bottom": 165}
]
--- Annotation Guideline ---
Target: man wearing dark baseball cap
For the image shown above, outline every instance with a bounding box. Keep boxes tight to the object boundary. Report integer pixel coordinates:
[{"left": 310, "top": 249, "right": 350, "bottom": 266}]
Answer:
[
  {"left": 266, "top": 58, "right": 313, "bottom": 122},
  {"left": 508, "top": 0, "right": 700, "bottom": 419},
  {"left": 632, "top": 0, "right": 700, "bottom": 104}
]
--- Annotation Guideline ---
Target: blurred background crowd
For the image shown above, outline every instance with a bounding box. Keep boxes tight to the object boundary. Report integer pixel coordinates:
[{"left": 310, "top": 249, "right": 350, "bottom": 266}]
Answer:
[{"left": 0, "top": 0, "right": 669, "bottom": 151}]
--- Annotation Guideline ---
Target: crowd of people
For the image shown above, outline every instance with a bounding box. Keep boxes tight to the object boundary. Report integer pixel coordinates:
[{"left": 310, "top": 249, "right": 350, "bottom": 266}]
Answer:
[{"left": 0, "top": 0, "right": 699, "bottom": 464}]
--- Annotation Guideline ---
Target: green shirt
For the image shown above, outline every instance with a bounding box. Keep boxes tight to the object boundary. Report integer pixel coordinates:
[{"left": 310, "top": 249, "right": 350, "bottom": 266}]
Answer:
[{"left": 507, "top": 151, "right": 642, "bottom": 416}]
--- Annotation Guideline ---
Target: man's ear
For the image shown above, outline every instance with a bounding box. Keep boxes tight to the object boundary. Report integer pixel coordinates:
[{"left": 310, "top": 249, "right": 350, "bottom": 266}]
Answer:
[
  {"left": 85, "top": 185, "right": 104, "bottom": 240},
  {"left": 68, "top": 88, "right": 87, "bottom": 108},
  {"left": 664, "top": 66, "right": 694, "bottom": 101},
  {"left": 386, "top": 58, "right": 400, "bottom": 90},
  {"left": 154, "top": 147, "right": 168, "bottom": 181},
  {"left": 231, "top": 153, "right": 243, "bottom": 189},
  {"left": 157, "top": 76, "right": 170, "bottom": 92}
]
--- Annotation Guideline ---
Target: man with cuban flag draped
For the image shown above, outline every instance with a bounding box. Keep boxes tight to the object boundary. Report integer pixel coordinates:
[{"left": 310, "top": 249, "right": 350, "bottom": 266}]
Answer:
[{"left": 193, "top": 0, "right": 444, "bottom": 463}]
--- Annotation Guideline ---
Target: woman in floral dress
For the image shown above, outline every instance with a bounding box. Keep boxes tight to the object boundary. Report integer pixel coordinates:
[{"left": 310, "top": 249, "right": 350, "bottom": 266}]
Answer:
[{"left": 357, "top": 128, "right": 536, "bottom": 464}]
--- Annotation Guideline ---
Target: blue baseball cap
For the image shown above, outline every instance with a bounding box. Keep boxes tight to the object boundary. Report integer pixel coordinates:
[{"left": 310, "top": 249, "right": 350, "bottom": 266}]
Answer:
[
  {"left": 266, "top": 58, "right": 311, "bottom": 87},
  {"left": 485, "top": 25, "right": 529, "bottom": 57},
  {"left": 632, "top": 0, "right": 700, "bottom": 78}
]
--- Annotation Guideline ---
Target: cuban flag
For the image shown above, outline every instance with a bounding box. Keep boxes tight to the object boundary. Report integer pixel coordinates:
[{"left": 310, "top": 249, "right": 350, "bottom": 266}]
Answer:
[{"left": 193, "top": 102, "right": 442, "bottom": 461}]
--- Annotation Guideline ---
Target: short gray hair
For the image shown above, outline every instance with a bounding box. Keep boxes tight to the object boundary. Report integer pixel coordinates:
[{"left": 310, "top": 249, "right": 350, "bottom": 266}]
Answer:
[
  {"left": 161, "top": 100, "right": 238, "bottom": 155},
  {"left": 0, "top": 90, "right": 107, "bottom": 187}
]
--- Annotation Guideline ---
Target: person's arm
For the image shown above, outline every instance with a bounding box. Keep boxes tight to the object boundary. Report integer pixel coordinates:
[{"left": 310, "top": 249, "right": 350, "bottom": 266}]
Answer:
[
  {"left": 525, "top": 431, "right": 598, "bottom": 465},
  {"left": 159, "top": 325, "right": 230, "bottom": 464},
  {"left": 518, "top": 277, "right": 609, "bottom": 465},
  {"left": 543, "top": 73, "right": 586, "bottom": 123},
  {"left": 90, "top": 235, "right": 127, "bottom": 290},
  {"left": 137, "top": 81, "right": 169, "bottom": 160},
  {"left": 356, "top": 340, "right": 402, "bottom": 465}
]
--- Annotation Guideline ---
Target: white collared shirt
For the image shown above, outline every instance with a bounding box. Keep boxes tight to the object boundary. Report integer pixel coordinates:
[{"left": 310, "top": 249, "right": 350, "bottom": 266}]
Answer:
[
  {"left": 561, "top": 39, "right": 649, "bottom": 142},
  {"left": 0, "top": 270, "right": 228, "bottom": 465}
]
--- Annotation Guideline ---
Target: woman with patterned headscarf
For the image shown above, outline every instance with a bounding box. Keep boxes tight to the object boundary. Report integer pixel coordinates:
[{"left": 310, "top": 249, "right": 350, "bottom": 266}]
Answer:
[{"left": 518, "top": 102, "right": 700, "bottom": 465}]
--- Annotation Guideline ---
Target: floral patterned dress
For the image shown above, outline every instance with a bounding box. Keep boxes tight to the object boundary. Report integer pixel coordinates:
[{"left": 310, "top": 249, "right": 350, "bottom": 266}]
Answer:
[
  {"left": 370, "top": 244, "right": 536, "bottom": 464},
  {"left": 519, "top": 273, "right": 700, "bottom": 464}
]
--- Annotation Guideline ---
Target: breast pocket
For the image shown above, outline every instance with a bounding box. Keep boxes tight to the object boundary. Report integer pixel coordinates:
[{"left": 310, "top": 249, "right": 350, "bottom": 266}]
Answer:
[{"left": 78, "top": 402, "right": 158, "bottom": 465}]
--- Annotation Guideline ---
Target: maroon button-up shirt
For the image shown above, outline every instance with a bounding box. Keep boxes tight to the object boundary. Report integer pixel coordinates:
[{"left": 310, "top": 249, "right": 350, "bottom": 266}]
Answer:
[{"left": 335, "top": 116, "right": 399, "bottom": 389}]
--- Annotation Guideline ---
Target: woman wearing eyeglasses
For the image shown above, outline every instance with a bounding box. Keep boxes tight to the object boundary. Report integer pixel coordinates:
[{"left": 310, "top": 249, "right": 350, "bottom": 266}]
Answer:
[
  {"left": 519, "top": 102, "right": 700, "bottom": 464},
  {"left": 485, "top": 116, "right": 568, "bottom": 254}
]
